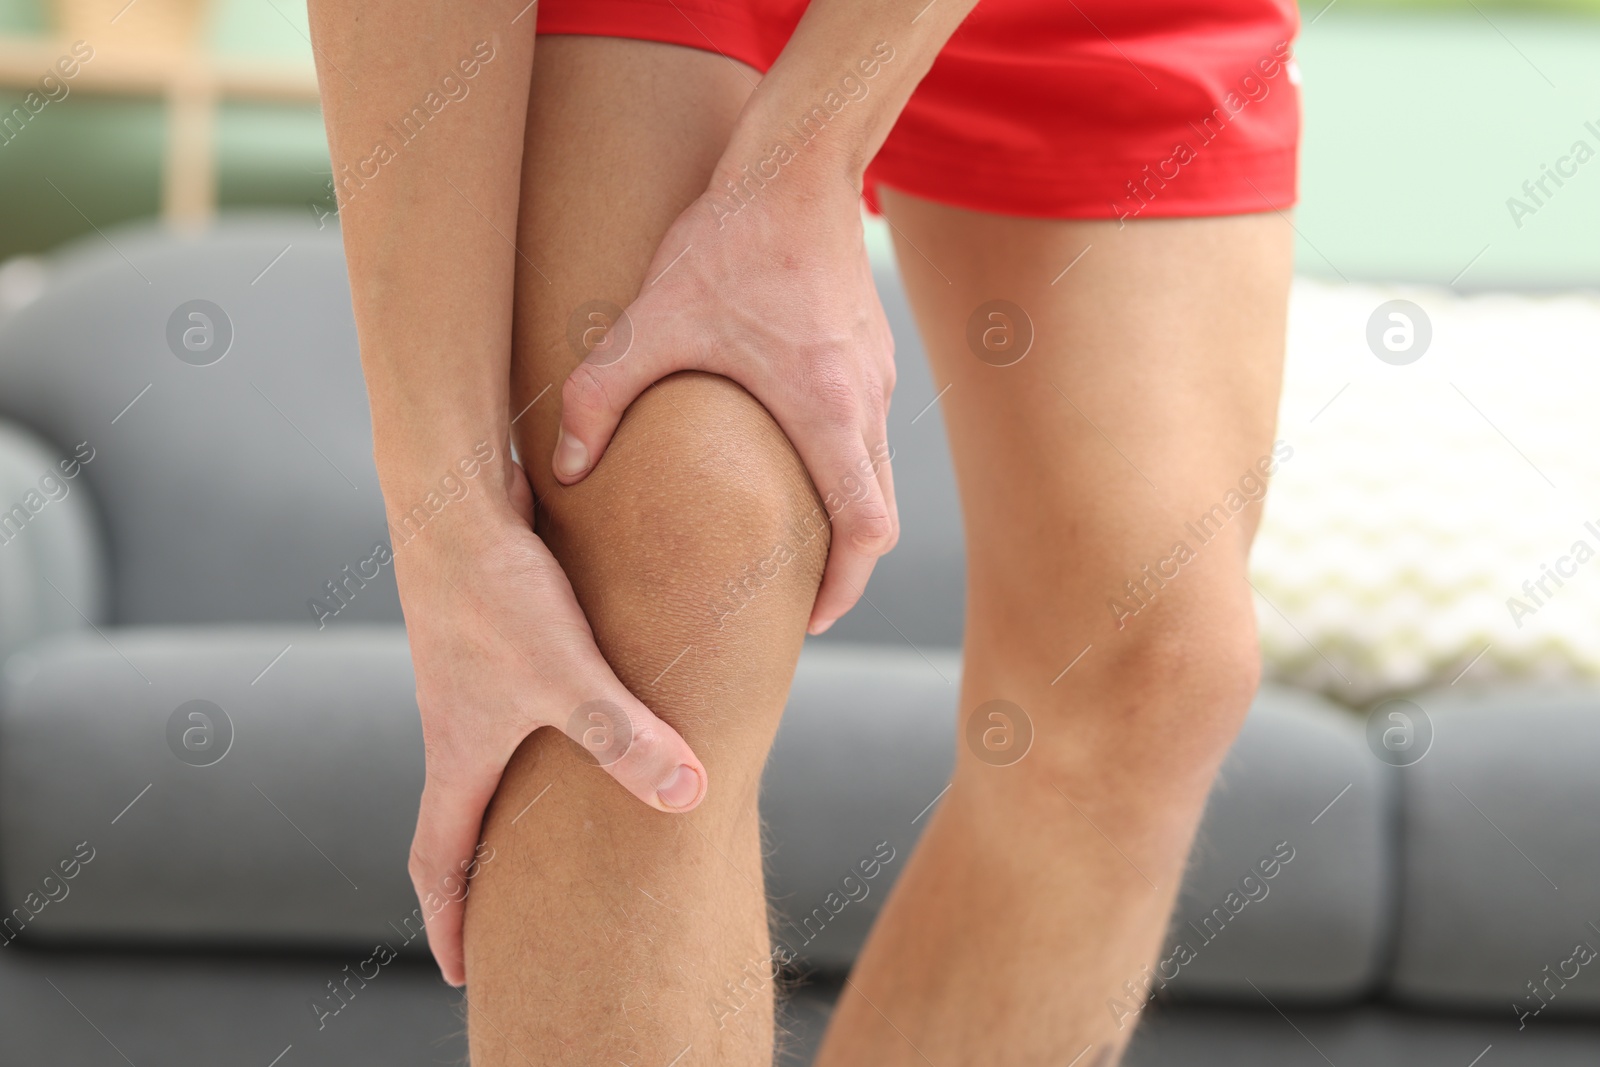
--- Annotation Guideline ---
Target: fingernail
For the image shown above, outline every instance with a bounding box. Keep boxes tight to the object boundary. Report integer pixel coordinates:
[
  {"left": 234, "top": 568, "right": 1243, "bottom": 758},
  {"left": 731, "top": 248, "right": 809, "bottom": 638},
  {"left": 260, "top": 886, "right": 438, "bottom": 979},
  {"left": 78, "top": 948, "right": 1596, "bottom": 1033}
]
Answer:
[
  {"left": 810, "top": 616, "right": 835, "bottom": 636},
  {"left": 554, "top": 428, "right": 590, "bottom": 479},
  {"left": 656, "top": 765, "right": 701, "bottom": 810}
]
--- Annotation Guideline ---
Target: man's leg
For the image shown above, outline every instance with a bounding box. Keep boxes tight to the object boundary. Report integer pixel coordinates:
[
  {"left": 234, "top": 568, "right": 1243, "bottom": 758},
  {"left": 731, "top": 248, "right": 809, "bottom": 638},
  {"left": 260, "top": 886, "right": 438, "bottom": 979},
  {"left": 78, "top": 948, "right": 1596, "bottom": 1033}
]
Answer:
[
  {"left": 462, "top": 38, "right": 826, "bottom": 1066},
  {"left": 816, "top": 195, "right": 1292, "bottom": 1065}
]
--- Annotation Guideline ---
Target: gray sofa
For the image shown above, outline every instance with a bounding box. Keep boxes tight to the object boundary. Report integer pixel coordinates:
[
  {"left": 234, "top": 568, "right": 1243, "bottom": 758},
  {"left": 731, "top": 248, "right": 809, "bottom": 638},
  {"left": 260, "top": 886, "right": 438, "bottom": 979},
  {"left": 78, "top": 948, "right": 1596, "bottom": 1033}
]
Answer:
[{"left": 0, "top": 217, "right": 1596, "bottom": 1065}]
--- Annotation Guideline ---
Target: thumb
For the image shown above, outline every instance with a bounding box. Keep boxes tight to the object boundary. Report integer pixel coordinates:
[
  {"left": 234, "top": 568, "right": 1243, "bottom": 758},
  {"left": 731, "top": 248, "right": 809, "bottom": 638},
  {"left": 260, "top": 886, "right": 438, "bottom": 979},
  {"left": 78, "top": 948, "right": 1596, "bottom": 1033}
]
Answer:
[
  {"left": 553, "top": 304, "right": 688, "bottom": 485},
  {"left": 557, "top": 687, "right": 707, "bottom": 813}
]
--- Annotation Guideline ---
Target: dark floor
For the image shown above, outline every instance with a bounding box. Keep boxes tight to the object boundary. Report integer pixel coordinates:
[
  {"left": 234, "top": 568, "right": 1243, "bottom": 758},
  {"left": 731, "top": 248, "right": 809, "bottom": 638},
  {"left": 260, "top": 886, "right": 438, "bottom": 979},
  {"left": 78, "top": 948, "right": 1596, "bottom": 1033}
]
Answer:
[
  {"left": 5, "top": 945, "right": 1598, "bottom": 1065},
  {"left": 780, "top": 977, "right": 1600, "bottom": 1067}
]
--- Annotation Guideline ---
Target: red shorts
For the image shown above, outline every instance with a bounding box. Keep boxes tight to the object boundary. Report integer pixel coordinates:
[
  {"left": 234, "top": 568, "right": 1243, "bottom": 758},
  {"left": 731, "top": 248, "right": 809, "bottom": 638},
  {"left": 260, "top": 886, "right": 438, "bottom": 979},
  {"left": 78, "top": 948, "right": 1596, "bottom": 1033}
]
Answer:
[{"left": 537, "top": 0, "right": 1301, "bottom": 220}]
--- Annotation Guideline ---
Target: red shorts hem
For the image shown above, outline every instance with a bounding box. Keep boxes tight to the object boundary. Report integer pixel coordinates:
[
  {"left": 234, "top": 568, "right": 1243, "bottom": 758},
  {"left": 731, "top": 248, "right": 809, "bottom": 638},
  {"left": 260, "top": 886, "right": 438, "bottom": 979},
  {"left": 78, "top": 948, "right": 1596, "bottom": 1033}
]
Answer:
[
  {"left": 867, "top": 146, "right": 1299, "bottom": 222},
  {"left": 537, "top": 1, "right": 783, "bottom": 74}
]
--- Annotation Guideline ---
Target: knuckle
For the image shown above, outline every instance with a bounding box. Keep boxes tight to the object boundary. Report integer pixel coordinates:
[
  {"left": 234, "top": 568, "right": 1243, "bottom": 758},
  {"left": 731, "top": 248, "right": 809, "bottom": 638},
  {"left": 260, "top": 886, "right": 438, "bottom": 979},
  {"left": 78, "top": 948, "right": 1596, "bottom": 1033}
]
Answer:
[
  {"left": 805, "top": 363, "right": 861, "bottom": 422},
  {"left": 407, "top": 845, "right": 431, "bottom": 884},
  {"left": 562, "top": 362, "right": 614, "bottom": 424},
  {"left": 880, "top": 510, "right": 902, "bottom": 554},
  {"left": 419, "top": 728, "right": 467, "bottom": 777},
  {"left": 862, "top": 385, "right": 889, "bottom": 429},
  {"left": 610, "top": 720, "right": 663, "bottom": 781},
  {"left": 846, "top": 505, "right": 896, "bottom": 555}
]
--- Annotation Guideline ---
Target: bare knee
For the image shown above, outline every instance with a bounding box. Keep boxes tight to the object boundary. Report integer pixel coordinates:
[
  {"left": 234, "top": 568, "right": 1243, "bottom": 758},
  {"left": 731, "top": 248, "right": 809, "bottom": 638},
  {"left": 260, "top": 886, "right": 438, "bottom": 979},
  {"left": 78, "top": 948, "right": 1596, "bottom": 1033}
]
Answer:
[
  {"left": 480, "top": 370, "right": 828, "bottom": 891},
  {"left": 970, "top": 577, "right": 1260, "bottom": 797},
  {"left": 1101, "top": 600, "right": 1260, "bottom": 722},
  {"left": 532, "top": 371, "right": 828, "bottom": 747},
  {"left": 1070, "top": 598, "right": 1260, "bottom": 788}
]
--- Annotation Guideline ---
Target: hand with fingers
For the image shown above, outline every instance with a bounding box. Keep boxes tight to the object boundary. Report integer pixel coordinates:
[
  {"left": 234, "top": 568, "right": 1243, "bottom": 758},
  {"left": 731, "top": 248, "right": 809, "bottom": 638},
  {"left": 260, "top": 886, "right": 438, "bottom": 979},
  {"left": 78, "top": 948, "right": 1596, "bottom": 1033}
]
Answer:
[
  {"left": 395, "top": 459, "right": 706, "bottom": 986},
  {"left": 551, "top": 171, "right": 900, "bottom": 635}
]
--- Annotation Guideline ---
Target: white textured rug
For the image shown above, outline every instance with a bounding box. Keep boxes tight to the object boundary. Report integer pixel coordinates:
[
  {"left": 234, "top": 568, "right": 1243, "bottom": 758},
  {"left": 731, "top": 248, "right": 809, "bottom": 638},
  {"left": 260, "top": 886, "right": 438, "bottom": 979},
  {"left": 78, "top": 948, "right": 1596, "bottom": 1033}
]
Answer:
[{"left": 1253, "top": 279, "right": 1600, "bottom": 705}]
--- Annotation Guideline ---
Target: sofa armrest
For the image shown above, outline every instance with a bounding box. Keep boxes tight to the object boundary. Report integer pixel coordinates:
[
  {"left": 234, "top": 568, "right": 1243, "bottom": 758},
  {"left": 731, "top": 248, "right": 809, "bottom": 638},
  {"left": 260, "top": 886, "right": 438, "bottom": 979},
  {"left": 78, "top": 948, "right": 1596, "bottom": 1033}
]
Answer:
[{"left": 0, "top": 418, "right": 107, "bottom": 654}]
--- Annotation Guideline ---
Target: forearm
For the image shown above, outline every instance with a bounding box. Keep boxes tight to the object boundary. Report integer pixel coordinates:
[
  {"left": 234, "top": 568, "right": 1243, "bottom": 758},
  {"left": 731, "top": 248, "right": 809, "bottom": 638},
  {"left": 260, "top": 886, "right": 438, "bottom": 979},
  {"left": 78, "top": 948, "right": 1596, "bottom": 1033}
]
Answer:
[
  {"left": 306, "top": 1, "right": 534, "bottom": 507},
  {"left": 719, "top": 0, "right": 980, "bottom": 191}
]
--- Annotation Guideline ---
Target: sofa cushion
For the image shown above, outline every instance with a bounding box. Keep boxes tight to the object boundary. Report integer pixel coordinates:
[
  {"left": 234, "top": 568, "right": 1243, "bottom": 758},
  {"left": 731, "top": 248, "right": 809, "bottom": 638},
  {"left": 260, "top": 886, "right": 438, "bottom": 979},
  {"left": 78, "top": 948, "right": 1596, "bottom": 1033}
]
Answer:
[
  {"left": 1162, "top": 687, "right": 1393, "bottom": 1002},
  {"left": 4, "top": 626, "right": 1393, "bottom": 1007},
  {"left": 1389, "top": 687, "right": 1600, "bottom": 1016},
  {"left": 0, "top": 627, "right": 421, "bottom": 951},
  {"left": 762, "top": 642, "right": 962, "bottom": 970}
]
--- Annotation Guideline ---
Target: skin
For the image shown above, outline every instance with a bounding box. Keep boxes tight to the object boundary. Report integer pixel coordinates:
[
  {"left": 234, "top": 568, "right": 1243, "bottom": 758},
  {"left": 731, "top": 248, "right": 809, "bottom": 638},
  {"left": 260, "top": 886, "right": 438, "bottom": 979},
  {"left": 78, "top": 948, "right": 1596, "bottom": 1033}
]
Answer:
[
  {"left": 461, "top": 38, "right": 828, "bottom": 1066},
  {"left": 468, "top": 36, "right": 1291, "bottom": 1066},
  {"left": 305, "top": 4, "right": 712, "bottom": 988},
  {"left": 313, "top": 4, "right": 1295, "bottom": 1065},
  {"left": 305, "top": 0, "right": 982, "bottom": 989},
  {"left": 813, "top": 199, "right": 1292, "bottom": 1064}
]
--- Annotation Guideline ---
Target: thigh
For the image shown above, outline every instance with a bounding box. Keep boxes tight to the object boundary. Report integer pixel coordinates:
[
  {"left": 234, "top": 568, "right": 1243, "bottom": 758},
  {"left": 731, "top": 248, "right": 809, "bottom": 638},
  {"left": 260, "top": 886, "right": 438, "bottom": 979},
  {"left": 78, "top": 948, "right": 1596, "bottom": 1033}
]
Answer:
[
  {"left": 880, "top": 188, "right": 1292, "bottom": 654},
  {"left": 510, "top": 34, "right": 753, "bottom": 486}
]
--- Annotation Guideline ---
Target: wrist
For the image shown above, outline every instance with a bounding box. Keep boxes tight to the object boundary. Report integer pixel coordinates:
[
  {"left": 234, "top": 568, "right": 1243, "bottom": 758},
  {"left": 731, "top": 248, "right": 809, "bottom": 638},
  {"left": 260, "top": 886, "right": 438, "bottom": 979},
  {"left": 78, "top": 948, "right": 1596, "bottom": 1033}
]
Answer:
[
  {"left": 719, "top": 39, "right": 902, "bottom": 196},
  {"left": 716, "top": 111, "right": 863, "bottom": 195},
  {"left": 376, "top": 437, "right": 516, "bottom": 533},
  {"left": 706, "top": 121, "right": 866, "bottom": 233}
]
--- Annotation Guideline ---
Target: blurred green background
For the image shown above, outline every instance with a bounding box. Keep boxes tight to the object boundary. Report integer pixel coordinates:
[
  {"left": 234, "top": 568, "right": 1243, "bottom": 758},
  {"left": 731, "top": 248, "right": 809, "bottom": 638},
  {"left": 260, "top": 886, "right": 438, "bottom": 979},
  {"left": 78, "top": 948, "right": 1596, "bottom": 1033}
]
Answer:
[{"left": 0, "top": 0, "right": 1597, "bottom": 287}]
